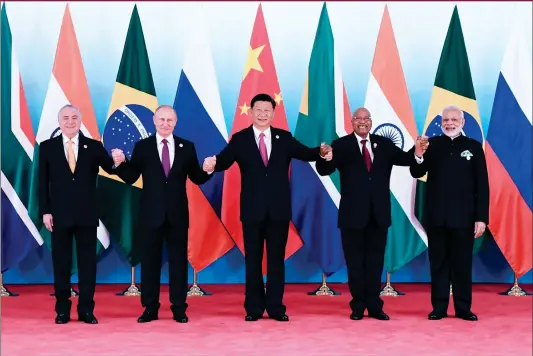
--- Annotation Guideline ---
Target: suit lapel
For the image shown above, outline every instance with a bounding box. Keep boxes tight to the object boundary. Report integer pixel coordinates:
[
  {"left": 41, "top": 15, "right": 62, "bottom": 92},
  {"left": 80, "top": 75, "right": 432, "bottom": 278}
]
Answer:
[
  {"left": 76, "top": 136, "right": 88, "bottom": 174},
  {"left": 169, "top": 135, "right": 182, "bottom": 177},
  {"left": 369, "top": 134, "right": 379, "bottom": 171},
  {"left": 54, "top": 136, "right": 71, "bottom": 174},
  {"left": 268, "top": 127, "right": 279, "bottom": 168}
]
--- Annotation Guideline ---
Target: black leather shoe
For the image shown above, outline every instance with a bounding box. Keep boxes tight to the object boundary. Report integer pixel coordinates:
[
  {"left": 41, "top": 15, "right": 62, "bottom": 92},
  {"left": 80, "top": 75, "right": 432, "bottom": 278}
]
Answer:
[
  {"left": 456, "top": 312, "right": 478, "bottom": 321},
  {"left": 173, "top": 313, "right": 188, "bottom": 323},
  {"left": 137, "top": 310, "right": 158, "bottom": 323},
  {"left": 78, "top": 312, "right": 98, "bottom": 324},
  {"left": 428, "top": 311, "right": 448, "bottom": 320},
  {"left": 350, "top": 313, "right": 363, "bottom": 320},
  {"left": 269, "top": 314, "right": 289, "bottom": 322},
  {"left": 245, "top": 315, "right": 262, "bottom": 321},
  {"left": 55, "top": 313, "right": 70, "bottom": 324},
  {"left": 368, "top": 311, "right": 390, "bottom": 320}
]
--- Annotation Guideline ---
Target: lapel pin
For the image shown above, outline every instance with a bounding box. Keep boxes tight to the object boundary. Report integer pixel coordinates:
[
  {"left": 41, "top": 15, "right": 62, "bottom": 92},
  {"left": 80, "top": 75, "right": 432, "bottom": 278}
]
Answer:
[
  {"left": 275, "top": 135, "right": 279, "bottom": 139},
  {"left": 179, "top": 143, "right": 183, "bottom": 147},
  {"left": 373, "top": 143, "right": 377, "bottom": 148},
  {"left": 84, "top": 145, "right": 87, "bottom": 149}
]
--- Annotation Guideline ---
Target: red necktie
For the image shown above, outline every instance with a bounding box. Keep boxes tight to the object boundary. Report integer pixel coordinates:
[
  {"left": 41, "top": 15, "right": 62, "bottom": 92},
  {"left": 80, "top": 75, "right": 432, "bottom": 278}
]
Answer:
[
  {"left": 161, "top": 139, "right": 171, "bottom": 177},
  {"left": 259, "top": 133, "right": 268, "bottom": 166},
  {"left": 361, "top": 139, "right": 372, "bottom": 171}
]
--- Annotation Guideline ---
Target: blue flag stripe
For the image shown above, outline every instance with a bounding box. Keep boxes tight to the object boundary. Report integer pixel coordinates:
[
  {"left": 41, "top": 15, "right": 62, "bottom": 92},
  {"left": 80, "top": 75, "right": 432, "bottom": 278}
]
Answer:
[
  {"left": 173, "top": 71, "right": 227, "bottom": 216},
  {"left": 290, "top": 160, "right": 345, "bottom": 275},
  {"left": 1, "top": 189, "right": 41, "bottom": 273},
  {"left": 486, "top": 73, "right": 532, "bottom": 210}
]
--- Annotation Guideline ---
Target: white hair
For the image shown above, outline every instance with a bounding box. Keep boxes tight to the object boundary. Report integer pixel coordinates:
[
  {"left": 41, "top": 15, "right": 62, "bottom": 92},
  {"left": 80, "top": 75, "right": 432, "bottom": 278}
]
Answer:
[
  {"left": 441, "top": 105, "right": 464, "bottom": 120},
  {"left": 57, "top": 104, "right": 82, "bottom": 121}
]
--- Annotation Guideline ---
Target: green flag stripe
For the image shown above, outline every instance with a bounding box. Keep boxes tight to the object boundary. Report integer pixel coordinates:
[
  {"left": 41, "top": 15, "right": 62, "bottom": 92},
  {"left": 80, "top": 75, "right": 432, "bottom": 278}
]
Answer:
[
  {"left": 433, "top": 6, "right": 476, "bottom": 100},
  {"left": 115, "top": 5, "right": 156, "bottom": 96}
]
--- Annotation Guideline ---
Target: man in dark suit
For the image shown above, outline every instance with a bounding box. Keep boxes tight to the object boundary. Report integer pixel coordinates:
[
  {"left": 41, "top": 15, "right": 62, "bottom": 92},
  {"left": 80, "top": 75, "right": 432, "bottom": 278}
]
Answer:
[
  {"left": 113, "top": 105, "right": 211, "bottom": 324},
  {"left": 316, "top": 107, "right": 425, "bottom": 321},
  {"left": 203, "top": 93, "right": 330, "bottom": 322},
  {"left": 410, "top": 105, "right": 489, "bottom": 322},
  {"left": 39, "top": 104, "right": 119, "bottom": 324}
]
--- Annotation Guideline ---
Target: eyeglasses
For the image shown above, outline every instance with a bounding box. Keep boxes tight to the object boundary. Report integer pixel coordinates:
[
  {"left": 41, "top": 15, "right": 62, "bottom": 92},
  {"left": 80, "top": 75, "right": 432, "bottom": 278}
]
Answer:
[{"left": 353, "top": 116, "right": 371, "bottom": 121}]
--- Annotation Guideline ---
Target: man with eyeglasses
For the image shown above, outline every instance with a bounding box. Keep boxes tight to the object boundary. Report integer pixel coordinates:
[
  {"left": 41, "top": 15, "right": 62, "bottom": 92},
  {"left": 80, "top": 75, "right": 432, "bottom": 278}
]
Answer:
[{"left": 316, "top": 107, "right": 426, "bottom": 321}]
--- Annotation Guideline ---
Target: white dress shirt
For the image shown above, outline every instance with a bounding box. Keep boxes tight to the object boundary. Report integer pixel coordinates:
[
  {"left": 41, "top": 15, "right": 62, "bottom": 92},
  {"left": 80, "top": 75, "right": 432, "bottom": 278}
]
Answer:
[
  {"left": 253, "top": 126, "right": 272, "bottom": 159},
  {"left": 354, "top": 133, "right": 374, "bottom": 162},
  {"left": 62, "top": 133, "right": 79, "bottom": 161},
  {"left": 156, "top": 133, "right": 175, "bottom": 168}
]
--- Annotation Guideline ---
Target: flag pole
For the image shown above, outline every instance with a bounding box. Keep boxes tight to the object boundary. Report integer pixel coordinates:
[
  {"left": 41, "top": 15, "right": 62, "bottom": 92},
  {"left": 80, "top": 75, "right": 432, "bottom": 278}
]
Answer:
[
  {"left": 0, "top": 273, "right": 19, "bottom": 297},
  {"left": 498, "top": 273, "right": 532, "bottom": 296},
  {"left": 307, "top": 273, "right": 341, "bottom": 296},
  {"left": 117, "top": 266, "right": 141, "bottom": 296},
  {"left": 187, "top": 270, "right": 211, "bottom": 296},
  {"left": 380, "top": 272, "right": 404, "bottom": 296}
]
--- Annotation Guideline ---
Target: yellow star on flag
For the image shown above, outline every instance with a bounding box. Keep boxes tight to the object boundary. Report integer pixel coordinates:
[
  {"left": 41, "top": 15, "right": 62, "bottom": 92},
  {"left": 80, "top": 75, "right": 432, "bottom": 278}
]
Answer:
[
  {"left": 239, "top": 102, "right": 250, "bottom": 115},
  {"left": 274, "top": 92, "right": 283, "bottom": 105},
  {"left": 242, "top": 45, "right": 265, "bottom": 80}
]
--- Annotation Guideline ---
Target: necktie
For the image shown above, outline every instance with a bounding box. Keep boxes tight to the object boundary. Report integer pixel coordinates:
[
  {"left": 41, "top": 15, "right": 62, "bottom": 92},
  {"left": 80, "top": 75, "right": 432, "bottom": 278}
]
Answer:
[
  {"left": 258, "top": 133, "right": 268, "bottom": 166},
  {"left": 161, "top": 139, "right": 171, "bottom": 177},
  {"left": 67, "top": 139, "right": 76, "bottom": 173},
  {"left": 361, "top": 139, "right": 372, "bottom": 172}
]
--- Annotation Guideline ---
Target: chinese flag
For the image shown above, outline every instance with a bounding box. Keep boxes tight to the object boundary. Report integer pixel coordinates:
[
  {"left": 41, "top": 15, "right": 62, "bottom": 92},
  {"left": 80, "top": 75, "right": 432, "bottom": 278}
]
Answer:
[{"left": 221, "top": 4, "right": 304, "bottom": 274}]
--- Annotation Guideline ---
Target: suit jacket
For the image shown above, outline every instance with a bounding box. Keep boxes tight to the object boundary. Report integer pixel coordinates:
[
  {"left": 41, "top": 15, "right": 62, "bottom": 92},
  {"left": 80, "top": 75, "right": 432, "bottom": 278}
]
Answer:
[
  {"left": 39, "top": 134, "right": 116, "bottom": 228},
  {"left": 215, "top": 125, "right": 321, "bottom": 222},
  {"left": 316, "top": 133, "right": 415, "bottom": 229},
  {"left": 410, "top": 134, "right": 489, "bottom": 228},
  {"left": 117, "top": 135, "right": 211, "bottom": 228}
]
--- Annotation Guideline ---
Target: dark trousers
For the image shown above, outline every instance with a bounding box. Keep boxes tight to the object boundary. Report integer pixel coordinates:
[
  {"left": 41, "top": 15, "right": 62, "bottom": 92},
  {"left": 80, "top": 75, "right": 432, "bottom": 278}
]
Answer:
[
  {"left": 51, "top": 226, "right": 97, "bottom": 315},
  {"left": 242, "top": 219, "right": 290, "bottom": 317},
  {"left": 140, "top": 220, "right": 188, "bottom": 315},
  {"left": 341, "top": 216, "right": 387, "bottom": 315},
  {"left": 427, "top": 227, "right": 473, "bottom": 315}
]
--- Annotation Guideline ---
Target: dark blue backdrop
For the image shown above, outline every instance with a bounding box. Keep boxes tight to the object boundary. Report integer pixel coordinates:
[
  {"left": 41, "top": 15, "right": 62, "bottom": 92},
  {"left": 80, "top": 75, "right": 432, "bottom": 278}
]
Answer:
[{"left": 4, "top": 234, "right": 532, "bottom": 286}]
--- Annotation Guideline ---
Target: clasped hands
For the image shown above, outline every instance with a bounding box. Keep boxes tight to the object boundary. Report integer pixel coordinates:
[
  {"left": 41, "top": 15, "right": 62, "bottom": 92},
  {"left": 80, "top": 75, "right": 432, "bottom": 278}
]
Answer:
[
  {"left": 201, "top": 142, "right": 333, "bottom": 173},
  {"left": 111, "top": 149, "right": 126, "bottom": 166},
  {"left": 415, "top": 136, "right": 429, "bottom": 157}
]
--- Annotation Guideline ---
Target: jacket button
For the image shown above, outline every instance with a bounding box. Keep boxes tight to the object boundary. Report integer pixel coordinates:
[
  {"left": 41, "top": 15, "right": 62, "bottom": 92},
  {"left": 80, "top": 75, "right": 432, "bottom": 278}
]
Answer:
[{"left": 72, "top": 178, "right": 75, "bottom": 181}]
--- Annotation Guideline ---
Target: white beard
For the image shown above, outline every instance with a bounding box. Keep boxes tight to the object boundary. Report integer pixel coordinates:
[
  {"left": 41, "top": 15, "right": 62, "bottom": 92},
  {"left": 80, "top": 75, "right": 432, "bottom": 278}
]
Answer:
[{"left": 442, "top": 127, "right": 462, "bottom": 138}]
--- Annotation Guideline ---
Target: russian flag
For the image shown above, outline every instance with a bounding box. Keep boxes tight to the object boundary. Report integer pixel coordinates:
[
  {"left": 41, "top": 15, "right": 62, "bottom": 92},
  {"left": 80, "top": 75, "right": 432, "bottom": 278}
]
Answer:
[
  {"left": 486, "top": 10, "right": 532, "bottom": 277},
  {"left": 173, "top": 4, "right": 234, "bottom": 271}
]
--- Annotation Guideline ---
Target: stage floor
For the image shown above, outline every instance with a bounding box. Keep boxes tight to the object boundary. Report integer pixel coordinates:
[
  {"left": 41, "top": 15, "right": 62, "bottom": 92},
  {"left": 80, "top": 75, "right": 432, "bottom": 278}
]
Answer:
[{"left": 1, "top": 283, "right": 532, "bottom": 355}]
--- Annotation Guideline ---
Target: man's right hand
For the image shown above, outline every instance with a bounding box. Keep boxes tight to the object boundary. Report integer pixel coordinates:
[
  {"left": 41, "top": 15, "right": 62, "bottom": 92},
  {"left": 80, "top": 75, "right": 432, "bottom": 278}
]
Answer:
[
  {"left": 203, "top": 156, "right": 216, "bottom": 173},
  {"left": 43, "top": 214, "right": 53, "bottom": 232}
]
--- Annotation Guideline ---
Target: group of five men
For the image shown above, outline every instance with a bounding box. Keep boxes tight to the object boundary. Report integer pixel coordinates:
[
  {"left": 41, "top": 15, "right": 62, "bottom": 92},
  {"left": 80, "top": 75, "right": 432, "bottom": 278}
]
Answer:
[{"left": 38, "top": 93, "right": 489, "bottom": 325}]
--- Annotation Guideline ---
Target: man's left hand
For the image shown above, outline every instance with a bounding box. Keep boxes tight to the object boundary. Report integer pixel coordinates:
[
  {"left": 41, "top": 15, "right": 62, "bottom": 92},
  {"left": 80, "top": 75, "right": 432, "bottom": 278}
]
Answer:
[{"left": 474, "top": 221, "right": 486, "bottom": 238}]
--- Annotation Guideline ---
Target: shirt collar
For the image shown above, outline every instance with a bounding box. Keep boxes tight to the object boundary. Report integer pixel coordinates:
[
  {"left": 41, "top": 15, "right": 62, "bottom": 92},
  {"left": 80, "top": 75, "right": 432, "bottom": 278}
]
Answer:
[
  {"left": 62, "top": 133, "right": 79, "bottom": 145},
  {"left": 354, "top": 132, "right": 370, "bottom": 145},
  {"left": 253, "top": 126, "right": 271, "bottom": 140},
  {"left": 156, "top": 133, "right": 173, "bottom": 146}
]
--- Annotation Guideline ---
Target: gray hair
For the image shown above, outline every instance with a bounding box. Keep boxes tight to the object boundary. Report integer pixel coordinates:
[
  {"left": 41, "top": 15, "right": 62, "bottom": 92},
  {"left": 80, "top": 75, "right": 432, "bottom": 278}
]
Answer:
[
  {"left": 154, "top": 105, "right": 177, "bottom": 117},
  {"left": 57, "top": 104, "right": 82, "bottom": 121},
  {"left": 441, "top": 105, "right": 464, "bottom": 120}
]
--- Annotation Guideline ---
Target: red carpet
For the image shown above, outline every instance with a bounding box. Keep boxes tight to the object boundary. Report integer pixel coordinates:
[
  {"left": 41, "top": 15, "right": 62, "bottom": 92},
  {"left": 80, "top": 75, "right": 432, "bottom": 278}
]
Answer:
[{"left": 1, "top": 284, "right": 531, "bottom": 355}]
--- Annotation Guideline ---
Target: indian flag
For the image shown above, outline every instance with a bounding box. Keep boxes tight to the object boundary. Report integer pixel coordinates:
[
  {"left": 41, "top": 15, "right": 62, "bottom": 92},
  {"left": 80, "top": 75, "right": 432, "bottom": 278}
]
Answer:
[
  {"left": 97, "top": 5, "right": 158, "bottom": 267},
  {"left": 30, "top": 4, "right": 109, "bottom": 274},
  {"left": 417, "top": 5, "right": 489, "bottom": 253},
  {"left": 365, "top": 5, "right": 427, "bottom": 273}
]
